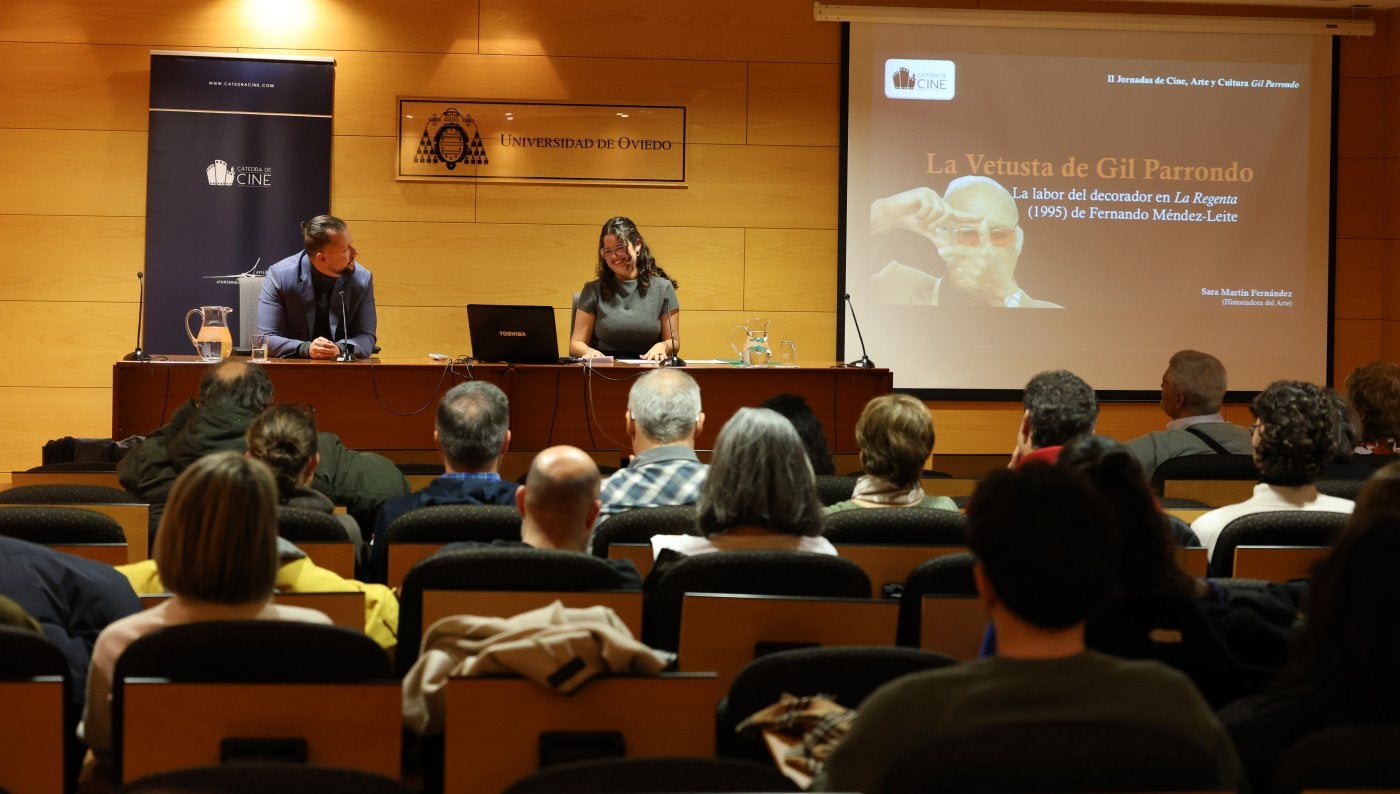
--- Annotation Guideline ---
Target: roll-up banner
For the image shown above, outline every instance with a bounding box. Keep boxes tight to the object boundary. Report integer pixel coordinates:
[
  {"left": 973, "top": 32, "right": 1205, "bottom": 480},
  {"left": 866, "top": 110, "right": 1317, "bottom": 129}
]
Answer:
[{"left": 144, "top": 52, "right": 335, "bottom": 355}]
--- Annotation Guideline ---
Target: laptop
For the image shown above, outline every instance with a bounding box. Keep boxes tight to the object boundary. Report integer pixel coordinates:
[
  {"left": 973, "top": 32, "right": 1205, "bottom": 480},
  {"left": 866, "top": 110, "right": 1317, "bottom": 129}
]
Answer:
[{"left": 466, "top": 304, "right": 560, "bottom": 364}]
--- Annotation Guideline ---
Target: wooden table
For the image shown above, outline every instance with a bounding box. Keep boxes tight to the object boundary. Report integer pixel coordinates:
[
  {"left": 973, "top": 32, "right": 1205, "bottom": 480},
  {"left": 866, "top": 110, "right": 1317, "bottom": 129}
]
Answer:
[{"left": 113, "top": 358, "right": 891, "bottom": 456}]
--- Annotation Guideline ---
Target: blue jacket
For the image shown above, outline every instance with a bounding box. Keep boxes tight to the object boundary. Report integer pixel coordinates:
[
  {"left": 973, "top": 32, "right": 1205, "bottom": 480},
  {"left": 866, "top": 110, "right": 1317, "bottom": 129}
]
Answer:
[{"left": 257, "top": 249, "right": 377, "bottom": 358}]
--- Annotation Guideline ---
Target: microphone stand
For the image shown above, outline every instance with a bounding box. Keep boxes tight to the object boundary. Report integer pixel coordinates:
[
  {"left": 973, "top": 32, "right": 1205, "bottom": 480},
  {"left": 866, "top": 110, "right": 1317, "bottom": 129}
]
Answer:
[
  {"left": 335, "top": 290, "right": 354, "bottom": 362},
  {"left": 123, "top": 271, "right": 151, "bottom": 361},
  {"left": 659, "top": 298, "right": 686, "bottom": 367},
  {"left": 843, "top": 292, "right": 875, "bottom": 369}
]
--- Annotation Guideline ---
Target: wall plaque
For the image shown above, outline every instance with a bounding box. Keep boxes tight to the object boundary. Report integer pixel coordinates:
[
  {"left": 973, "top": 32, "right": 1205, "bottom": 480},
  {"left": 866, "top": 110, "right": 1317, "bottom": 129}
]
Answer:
[{"left": 397, "top": 99, "right": 686, "bottom": 184}]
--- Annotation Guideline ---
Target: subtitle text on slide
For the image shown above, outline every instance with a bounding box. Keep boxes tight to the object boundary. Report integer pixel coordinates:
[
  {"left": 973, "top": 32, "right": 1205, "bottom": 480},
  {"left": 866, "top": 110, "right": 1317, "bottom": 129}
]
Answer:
[
  {"left": 1198, "top": 287, "right": 1295, "bottom": 308},
  {"left": 1011, "top": 185, "right": 1244, "bottom": 224},
  {"left": 1105, "top": 75, "right": 1300, "bottom": 89}
]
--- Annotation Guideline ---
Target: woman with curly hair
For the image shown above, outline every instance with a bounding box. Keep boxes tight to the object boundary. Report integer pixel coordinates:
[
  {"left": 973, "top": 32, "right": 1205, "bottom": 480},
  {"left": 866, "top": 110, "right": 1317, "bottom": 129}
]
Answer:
[
  {"left": 570, "top": 216, "right": 682, "bottom": 361},
  {"left": 1191, "top": 380, "right": 1353, "bottom": 559},
  {"left": 1220, "top": 462, "right": 1400, "bottom": 791}
]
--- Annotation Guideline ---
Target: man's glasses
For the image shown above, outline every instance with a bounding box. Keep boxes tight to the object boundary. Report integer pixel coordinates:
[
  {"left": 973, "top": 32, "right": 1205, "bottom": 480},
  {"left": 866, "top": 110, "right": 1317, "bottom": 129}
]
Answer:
[
  {"left": 951, "top": 227, "right": 1017, "bottom": 247},
  {"left": 600, "top": 244, "right": 631, "bottom": 259}
]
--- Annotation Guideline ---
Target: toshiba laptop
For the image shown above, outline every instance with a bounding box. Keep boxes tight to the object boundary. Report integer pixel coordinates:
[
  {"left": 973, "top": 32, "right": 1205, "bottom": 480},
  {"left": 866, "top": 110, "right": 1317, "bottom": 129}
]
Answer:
[{"left": 466, "top": 304, "right": 559, "bottom": 364}]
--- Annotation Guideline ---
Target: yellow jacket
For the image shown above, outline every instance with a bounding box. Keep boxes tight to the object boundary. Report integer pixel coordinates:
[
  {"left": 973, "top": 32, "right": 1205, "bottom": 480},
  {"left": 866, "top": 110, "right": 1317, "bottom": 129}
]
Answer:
[{"left": 116, "top": 557, "right": 399, "bottom": 652}]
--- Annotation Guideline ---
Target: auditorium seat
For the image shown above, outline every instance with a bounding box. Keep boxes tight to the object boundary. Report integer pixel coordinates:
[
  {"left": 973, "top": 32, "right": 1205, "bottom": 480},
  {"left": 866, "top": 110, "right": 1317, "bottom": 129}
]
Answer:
[
  {"left": 715, "top": 645, "right": 954, "bottom": 763},
  {"left": 382, "top": 504, "right": 521, "bottom": 589},
  {"left": 0, "top": 627, "right": 69, "bottom": 794},
  {"left": 277, "top": 506, "right": 355, "bottom": 579},
  {"left": 419, "top": 589, "right": 643, "bottom": 638},
  {"left": 1274, "top": 725, "right": 1400, "bottom": 793},
  {"left": 504, "top": 756, "right": 799, "bottom": 793},
  {"left": 813, "top": 475, "right": 859, "bottom": 506},
  {"left": 589, "top": 506, "right": 696, "bottom": 559},
  {"left": 896, "top": 552, "right": 977, "bottom": 649},
  {"left": 824, "top": 508, "right": 969, "bottom": 597},
  {"left": 444, "top": 674, "right": 720, "bottom": 794},
  {"left": 1207, "top": 510, "right": 1345, "bottom": 578},
  {"left": 0, "top": 506, "right": 128, "bottom": 568},
  {"left": 0, "top": 486, "right": 149, "bottom": 561},
  {"left": 119, "top": 763, "right": 415, "bottom": 794}
]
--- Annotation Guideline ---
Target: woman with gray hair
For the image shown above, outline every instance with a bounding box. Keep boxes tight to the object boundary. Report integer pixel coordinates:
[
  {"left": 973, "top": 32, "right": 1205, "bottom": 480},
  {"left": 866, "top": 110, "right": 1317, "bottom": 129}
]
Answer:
[{"left": 650, "top": 407, "right": 835, "bottom": 557}]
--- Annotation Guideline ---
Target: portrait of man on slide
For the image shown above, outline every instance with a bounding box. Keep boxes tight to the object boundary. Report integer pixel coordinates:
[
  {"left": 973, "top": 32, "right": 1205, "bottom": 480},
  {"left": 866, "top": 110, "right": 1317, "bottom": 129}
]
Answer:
[{"left": 868, "top": 175, "right": 1062, "bottom": 308}]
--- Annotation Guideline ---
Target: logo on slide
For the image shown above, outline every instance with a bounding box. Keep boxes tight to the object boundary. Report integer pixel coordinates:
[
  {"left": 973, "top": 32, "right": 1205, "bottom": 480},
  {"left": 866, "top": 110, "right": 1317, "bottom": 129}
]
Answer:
[
  {"left": 885, "top": 59, "right": 956, "bottom": 100},
  {"left": 205, "top": 160, "right": 272, "bottom": 188},
  {"left": 414, "top": 108, "right": 490, "bottom": 171}
]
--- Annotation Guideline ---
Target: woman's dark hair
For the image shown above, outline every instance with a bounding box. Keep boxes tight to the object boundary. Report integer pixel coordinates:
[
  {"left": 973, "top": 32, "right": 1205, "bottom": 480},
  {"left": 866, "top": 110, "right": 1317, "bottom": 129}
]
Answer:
[
  {"left": 1251, "top": 380, "right": 1338, "bottom": 486},
  {"left": 1057, "top": 435, "right": 1194, "bottom": 598},
  {"left": 1345, "top": 361, "right": 1400, "bottom": 444},
  {"left": 760, "top": 393, "right": 836, "bottom": 476},
  {"left": 245, "top": 404, "right": 318, "bottom": 499},
  {"left": 594, "top": 216, "right": 680, "bottom": 300},
  {"left": 1278, "top": 463, "right": 1400, "bottom": 724}
]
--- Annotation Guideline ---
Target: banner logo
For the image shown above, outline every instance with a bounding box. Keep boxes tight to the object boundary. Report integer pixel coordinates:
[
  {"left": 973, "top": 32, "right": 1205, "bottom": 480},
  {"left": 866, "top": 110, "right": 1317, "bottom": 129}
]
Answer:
[
  {"left": 205, "top": 159, "right": 272, "bottom": 188},
  {"left": 414, "top": 108, "right": 489, "bottom": 171},
  {"left": 885, "top": 59, "right": 956, "bottom": 100}
]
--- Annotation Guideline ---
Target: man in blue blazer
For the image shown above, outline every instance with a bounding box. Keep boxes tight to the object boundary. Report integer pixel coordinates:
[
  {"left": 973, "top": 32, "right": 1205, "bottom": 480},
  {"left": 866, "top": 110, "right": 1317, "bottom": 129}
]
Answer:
[{"left": 257, "top": 214, "right": 377, "bottom": 359}]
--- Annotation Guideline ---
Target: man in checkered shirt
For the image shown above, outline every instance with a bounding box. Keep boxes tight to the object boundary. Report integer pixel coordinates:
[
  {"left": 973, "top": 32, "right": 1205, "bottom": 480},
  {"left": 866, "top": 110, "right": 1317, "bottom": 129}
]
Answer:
[{"left": 597, "top": 369, "right": 708, "bottom": 523}]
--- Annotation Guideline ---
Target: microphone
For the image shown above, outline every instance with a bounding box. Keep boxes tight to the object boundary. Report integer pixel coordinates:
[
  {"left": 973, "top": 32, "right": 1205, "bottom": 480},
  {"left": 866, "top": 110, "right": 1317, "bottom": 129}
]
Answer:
[
  {"left": 334, "top": 289, "right": 354, "bottom": 362},
  {"left": 123, "top": 271, "right": 151, "bottom": 362},
  {"left": 843, "top": 293, "right": 875, "bottom": 369},
  {"left": 659, "top": 297, "right": 685, "bottom": 367}
]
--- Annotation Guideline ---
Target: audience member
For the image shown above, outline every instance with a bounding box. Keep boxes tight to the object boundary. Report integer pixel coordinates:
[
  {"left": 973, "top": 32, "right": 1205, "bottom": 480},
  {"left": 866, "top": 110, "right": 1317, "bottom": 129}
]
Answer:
[
  {"left": 1010, "top": 369, "right": 1098, "bottom": 467},
  {"left": 1344, "top": 360, "right": 1400, "bottom": 457},
  {"left": 1321, "top": 387, "right": 1375, "bottom": 480},
  {"left": 0, "top": 536, "right": 141, "bottom": 710},
  {"left": 82, "top": 452, "right": 331, "bottom": 777},
  {"left": 824, "top": 393, "right": 956, "bottom": 514},
  {"left": 244, "top": 403, "right": 364, "bottom": 558},
  {"left": 369, "top": 381, "right": 518, "bottom": 582},
  {"left": 813, "top": 465, "right": 1241, "bottom": 792},
  {"left": 1191, "top": 380, "right": 1354, "bottom": 558},
  {"left": 117, "top": 361, "right": 406, "bottom": 536},
  {"left": 438, "top": 445, "right": 641, "bottom": 587},
  {"left": 1124, "top": 350, "right": 1253, "bottom": 479},
  {"left": 1220, "top": 462, "right": 1400, "bottom": 792},
  {"left": 1058, "top": 434, "right": 1199, "bottom": 591},
  {"left": 651, "top": 407, "right": 833, "bottom": 557},
  {"left": 597, "top": 369, "right": 708, "bottom": 522},
  {"left": 762, "top": 393, "right": 837, "bottom": 476}
]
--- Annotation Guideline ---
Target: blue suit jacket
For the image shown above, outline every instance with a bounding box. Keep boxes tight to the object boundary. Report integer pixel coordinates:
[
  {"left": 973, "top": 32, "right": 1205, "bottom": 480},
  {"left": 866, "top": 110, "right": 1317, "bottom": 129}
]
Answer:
[{"left": 257, "top": 250, "right": 377, "bottom": 358}]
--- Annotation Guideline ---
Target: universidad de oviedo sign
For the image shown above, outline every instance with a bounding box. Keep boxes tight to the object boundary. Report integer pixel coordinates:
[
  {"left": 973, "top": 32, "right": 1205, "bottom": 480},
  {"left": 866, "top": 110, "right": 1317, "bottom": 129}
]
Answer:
[{"left": 397, "top": 99, "right": 686, "bottom": 185}]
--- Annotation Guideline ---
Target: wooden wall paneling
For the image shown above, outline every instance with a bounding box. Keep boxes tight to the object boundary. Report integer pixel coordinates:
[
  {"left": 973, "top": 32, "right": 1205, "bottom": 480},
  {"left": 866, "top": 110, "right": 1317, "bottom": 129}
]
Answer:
[
  {"left": 1333, "top": 319, "right": 1384, "bottom": 386},
  {"left": 748, "top": 63, "right": 841, "bottom": 147},
  {"left": 374, "top": 306, "right": 473, "bottom": 359},
  {"left": 0, "top": 130, "right": 146, "bottom": 217},
  {"left": 2, "top": 0, "right": 482, "bottom": 55},
  {"left": 1339, "top": 12, "right": 1387, "bottom": 78},
  {"left": 1334, "top": 238, "right": 1385, "bottom": 321},
  {"left": 323, "top": 51, "right": 749, "bottom": 144},
  {"left": 475, "top": 143, "right": 838, "bottom": 229},
  {"left": 478, "top": 0, "right": 839, "bottom": 64},
  {"left": 743, "top": 228, "right": 838, "bottom": 312},
  {"left": 365, "top": 221, "right": 745, "bottom": 312},
  {"left": 1385, "top": 240, "right": 1400, "bottom": 323},
  {"left": 332, "top": 136, "right": 478, "bottom": 222},
  {"left": 2, "top": 216, "right": 146, "bottom": 302},
  {"left": 1338, "top": 76, "right": 1386, "bottom": 159},
  {"left": 0, "top": 43, "right": 157, "bottom": 132},
  {"left": 0, "top": 387, "right": 112, "bottom": 473},
  {"left": 928, "top": 403, "right": 1025, "bottom": 455},
  {"left": 1381, "top": 319, "right": 1400, "bottom": 366},
  {"left": 1387, "top": 75, "right": 1400, "bottom": 158},
  {"left": 0, "top": 302, "right": 131, "bottom": 388},
  {"left": 1335, "top": 156, "right": 1385, "bottom": 240}
]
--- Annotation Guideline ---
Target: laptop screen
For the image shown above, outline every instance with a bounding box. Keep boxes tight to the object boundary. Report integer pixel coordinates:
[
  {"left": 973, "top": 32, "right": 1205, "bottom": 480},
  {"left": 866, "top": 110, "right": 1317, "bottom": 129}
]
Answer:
[{"left": 466, "top": 304, "right": 559, "bottom": 364}]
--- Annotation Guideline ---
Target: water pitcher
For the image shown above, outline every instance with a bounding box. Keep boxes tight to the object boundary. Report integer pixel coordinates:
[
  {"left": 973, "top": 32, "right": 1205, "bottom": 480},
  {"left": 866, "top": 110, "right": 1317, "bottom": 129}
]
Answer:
[
  {"left": 728, "top": 318, "right": 772, "bottom": 366},
  {"left": 185, "top": 305, "right": 234, "bottom": 362}
]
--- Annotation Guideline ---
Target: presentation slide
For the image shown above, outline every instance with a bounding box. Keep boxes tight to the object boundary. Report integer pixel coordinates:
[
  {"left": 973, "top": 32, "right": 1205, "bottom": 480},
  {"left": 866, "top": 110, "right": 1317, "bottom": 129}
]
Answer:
[{"left": 843, "top": 22, "right": 1334, "bottom": 392}]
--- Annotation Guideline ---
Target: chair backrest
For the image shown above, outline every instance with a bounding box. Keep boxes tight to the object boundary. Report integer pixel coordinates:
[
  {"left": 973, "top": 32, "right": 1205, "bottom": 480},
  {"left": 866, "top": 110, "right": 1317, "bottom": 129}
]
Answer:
[
  {"left": 1085, "top": 590, "right": 1268, "bottom": 709},
  {"left": 276, "top": 506, "right": 350, "bottom": 542},
  {"left": 445, "top": 674, "right": 721, "bottom": 794},
  {"left": 1152, "top": 453, "right": 1259, "bottom": 487},
  {"left": 882, "top": 721, "right": 1219, "bottom": 793},
  {"left": 716, "top": 645, "right": 954, "bottom": 761},
  {"left": 644, "top": 551, "right": 872, "bottom": 652},
  {"left": 822, "top": 507, "right": 968, "bottom": 545},
  {"left": 0, "top": 674, "right": 66, "bottom": 794},
  {"left": 112, "top": 621, "right": 393, "bottom": 783},
  {"left": 590, "top": 506, "right": 697, "bottom": 558},
  {"left": 896, "top": 552, "right": 976, "bottom": 647},
  {"left": 385, "top": 504, "right": 522, "bottom": 544},
  {"left": 0, "top": 484, "right": 139, "bottom": 504},
  {"left": 1231, "top": 545, "right": 1330, "bottom": 582},
  {"left": 1315, "top": 478, "right": 1366, "bottom": 500},
  {"left": 676, "top": 593, "right": 898, "bottom": 692},
  {"left": 0, "top": 506, "right": 126, "bottom": 546},
  {"left": 1208, "top": 510, "right": 1346, "bottom": 578},
  {"left": 504, "top": 756, "right": 800, "bottom": 793},
  {"left": 607, "top": 543, "right": 656, "bottom": 580},
  {"left": 813, "top": 475, "right": 859, "bottom": 506},
  {"left": 119, "top": 763, "right": 416, "bottom": 794},
  {"left": 0, "top": 502, "right": 149, "bottom": 563},
  {"left": 1274, "top": 725, "right": 1400, "bottom": 794},
  {"left": 397, "top": 547, "right": 630, "bottom": 675},
  {"left": 11, "top": 465, "right": 122, "bottom": 488}
]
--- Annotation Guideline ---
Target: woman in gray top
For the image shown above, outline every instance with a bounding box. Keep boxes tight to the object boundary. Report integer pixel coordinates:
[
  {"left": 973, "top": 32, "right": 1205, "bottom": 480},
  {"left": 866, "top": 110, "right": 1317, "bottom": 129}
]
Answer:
[{"left": 570, "top": 216, "right": 681, "bottom": 360}]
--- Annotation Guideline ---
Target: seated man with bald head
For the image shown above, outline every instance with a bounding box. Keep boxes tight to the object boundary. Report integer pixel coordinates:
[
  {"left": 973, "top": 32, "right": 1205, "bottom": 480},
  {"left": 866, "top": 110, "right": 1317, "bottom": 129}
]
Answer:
[
  {"left": 438, "top": 445, "right": 642, "bottom": 588},
  {"left": 869, "top": 176, "right": 1061, "bottom": 308}
]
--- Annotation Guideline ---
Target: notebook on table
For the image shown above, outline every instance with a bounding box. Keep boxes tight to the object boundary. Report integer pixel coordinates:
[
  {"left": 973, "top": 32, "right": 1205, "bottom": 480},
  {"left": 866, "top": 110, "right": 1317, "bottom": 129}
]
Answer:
[{"left": 466, "top": 304, "right": 560, "bottom": 364}]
